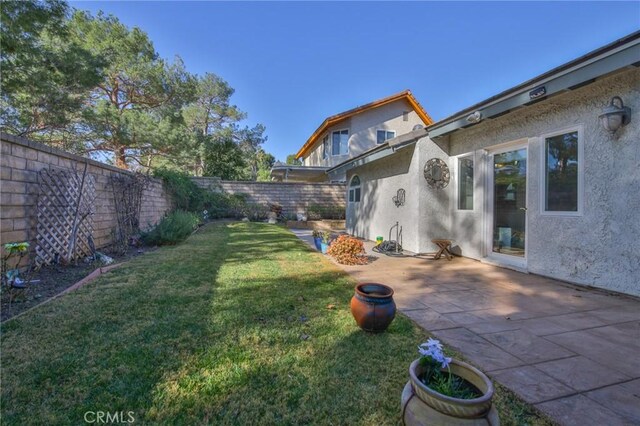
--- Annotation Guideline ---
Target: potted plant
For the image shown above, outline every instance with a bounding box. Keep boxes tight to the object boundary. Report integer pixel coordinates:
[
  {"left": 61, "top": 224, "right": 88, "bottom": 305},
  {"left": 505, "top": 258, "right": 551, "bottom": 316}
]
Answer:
[
  {"left": 320, "top": 231, "right": 331, "bottom": 254},
  {"left": 312, "top": 230, "right": 322, "bottom": 251},
  {"left": 401, "top": 339, "right": 498, "bottom": 425}
]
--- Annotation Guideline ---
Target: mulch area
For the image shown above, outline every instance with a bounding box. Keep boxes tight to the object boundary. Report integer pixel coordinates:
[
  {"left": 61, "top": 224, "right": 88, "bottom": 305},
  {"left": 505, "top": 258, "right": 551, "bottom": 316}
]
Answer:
[{"left": 1, "top": 247, "right": 151, "bottom": 322}]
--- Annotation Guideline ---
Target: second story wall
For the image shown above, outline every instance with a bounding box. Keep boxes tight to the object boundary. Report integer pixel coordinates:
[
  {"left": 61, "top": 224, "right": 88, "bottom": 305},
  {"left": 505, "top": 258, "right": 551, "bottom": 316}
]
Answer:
[{"left": 302, "top": 99, "right": 423, "bottom": 170}]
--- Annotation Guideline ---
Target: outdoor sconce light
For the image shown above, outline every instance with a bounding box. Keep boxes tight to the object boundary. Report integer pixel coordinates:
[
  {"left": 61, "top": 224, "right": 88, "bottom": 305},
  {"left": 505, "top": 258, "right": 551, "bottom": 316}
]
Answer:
[
  {"left": 466, "top": 111, "right": 482, "bottom": 124},
  {"left": 599, "top": 96, "right": 631, "bottom": 134}
]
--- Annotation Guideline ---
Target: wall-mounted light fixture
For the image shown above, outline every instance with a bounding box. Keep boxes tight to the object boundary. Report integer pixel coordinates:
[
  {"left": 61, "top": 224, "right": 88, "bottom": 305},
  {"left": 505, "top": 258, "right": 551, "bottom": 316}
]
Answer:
[
  {"left": 599, "top": 96, "right": 631, "bottom": 134},
  {"left": 466, "top": 111, "right": 482, "bottom": 124}
]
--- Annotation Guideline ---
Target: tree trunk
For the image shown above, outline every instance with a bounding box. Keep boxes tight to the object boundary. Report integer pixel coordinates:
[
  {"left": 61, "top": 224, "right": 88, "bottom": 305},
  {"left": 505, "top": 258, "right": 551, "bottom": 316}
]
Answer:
[{"left": 115, "top": 146, "right": 128, "bottom": 169}]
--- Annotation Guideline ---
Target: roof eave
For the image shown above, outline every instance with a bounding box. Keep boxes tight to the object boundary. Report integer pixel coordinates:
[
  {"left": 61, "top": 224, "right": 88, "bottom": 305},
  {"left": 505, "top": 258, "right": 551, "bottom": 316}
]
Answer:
[{"left": 428, "top": 33, "right": 640, "bottom": 139}]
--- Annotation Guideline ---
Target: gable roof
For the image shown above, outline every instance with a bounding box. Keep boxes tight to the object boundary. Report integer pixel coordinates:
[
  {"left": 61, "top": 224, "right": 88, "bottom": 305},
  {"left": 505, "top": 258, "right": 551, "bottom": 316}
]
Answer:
[{"left": 295, "top": 89, "right": 433, "bottom": 159}]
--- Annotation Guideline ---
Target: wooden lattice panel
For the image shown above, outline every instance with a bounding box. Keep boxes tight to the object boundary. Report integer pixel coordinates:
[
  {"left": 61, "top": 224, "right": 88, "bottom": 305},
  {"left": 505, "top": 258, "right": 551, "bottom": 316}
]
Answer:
[{"left": 36, "top": 167, "right": 96, "bottom": 265}]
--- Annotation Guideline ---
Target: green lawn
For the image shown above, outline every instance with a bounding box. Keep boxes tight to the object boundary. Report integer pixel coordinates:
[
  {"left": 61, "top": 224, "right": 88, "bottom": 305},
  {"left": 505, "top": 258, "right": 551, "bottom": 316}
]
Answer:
[{"left": 1, "top": 222, "right": 552, "bottom": 425}]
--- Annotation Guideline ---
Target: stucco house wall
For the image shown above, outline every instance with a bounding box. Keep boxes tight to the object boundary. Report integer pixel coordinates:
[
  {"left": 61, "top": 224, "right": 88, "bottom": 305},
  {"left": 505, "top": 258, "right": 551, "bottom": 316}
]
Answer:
[
  {"left": 346, "top": 67, "right": 640, "bottom": 296},
  {"left": 303, "top": 99, "right": 422, "bottom": 169},
  {"left": 345, "top": 136, "right": 454, "bottom": 256},
  {"left": 346, "top": 144, "right": 422, "bottom": 252},
  {"left": 447, "top": 67, "right": 639, "bottom": 296}
]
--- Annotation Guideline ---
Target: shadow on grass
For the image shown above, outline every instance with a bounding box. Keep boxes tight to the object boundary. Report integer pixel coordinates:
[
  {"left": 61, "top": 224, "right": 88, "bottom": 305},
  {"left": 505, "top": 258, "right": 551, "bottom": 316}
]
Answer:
[
  {"left": 143, "top": 222, "right": 428, "bottom": 425},
  {"left": 0, "top": 223, "right": 233, "bottom": 425},
  {"left": 0, "top": 222, "right": 553, "bottom": 425}
]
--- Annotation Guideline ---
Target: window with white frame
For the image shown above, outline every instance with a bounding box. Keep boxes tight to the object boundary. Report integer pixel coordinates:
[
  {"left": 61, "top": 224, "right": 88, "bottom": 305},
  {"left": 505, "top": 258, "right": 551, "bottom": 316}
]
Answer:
[
  {"left": 458, "top": 156, "right": 474, "bottom": 210},
  {"left": 322, "top": 135, "right": 329, "bottom": 160},
  {"left": 332, "top": 129, "right": 349, "bottom": 155},
  {"left": 376, "top": 130, "right": 396, "bottom": 144},
  {"left": 348, "top": 175, "right": 361, "bottom": 203},
  {"left": 543, "top": 130, "right": 581, "bottom": 213}
]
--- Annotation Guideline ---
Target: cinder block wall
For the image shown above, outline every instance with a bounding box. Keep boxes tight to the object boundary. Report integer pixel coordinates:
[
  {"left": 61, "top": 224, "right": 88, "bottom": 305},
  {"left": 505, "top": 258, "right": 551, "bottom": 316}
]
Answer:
[
  {"left": 0, "top": 133, "right": 172, "bottom": 257},
  {"left": 192, "top": 177, "right": 346, "bottom": 216}
]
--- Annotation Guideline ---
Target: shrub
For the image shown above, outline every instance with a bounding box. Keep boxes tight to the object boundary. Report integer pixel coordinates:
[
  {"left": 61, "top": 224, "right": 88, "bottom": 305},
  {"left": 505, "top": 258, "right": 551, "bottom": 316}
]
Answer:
[
  {"left": 327, "top": 235, "right": 368, "bottom": 265},
  {"left": 307, "top": 204, "right": 345, "bottom": 220},
  {"left": 226, "top": 193, "right": 250, "bottom": 218},
  {"left": 242, "top": 203, "right": 270, "bottom": 221},
  {"left": 202, "top": 192, "right": 248, "bottom": 219},
  {"left": 141, "top": 211, "right": 200, "bottom": 246},
  {"left": 153, "top": 168, "right": 205, "bottom": 212}
]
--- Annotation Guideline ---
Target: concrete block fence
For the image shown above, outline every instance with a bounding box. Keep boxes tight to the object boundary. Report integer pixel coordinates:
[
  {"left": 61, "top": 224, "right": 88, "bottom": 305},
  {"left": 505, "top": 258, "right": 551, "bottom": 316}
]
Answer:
[
  {"left": 1, "top": 132, "right": 346, "bottom": 264},
  {"left": 192, "top": 178, "right": 346, "bottom": 217},
  {"left": 0, "top": 132, "right": 173, "bottom": 259}
]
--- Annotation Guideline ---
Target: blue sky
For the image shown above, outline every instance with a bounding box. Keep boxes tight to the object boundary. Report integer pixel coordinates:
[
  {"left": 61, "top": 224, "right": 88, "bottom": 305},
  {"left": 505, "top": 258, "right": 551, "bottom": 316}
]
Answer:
[{"left": 69, "top": 1, "right": 640, "bottom": 161}]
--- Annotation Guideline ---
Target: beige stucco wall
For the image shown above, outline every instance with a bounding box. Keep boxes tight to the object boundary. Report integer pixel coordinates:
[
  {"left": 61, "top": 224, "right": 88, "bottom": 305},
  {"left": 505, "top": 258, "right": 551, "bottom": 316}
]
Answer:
[
  {"left": 448, "top": 67, "right": 640, "bottom": 296},
  {"left": 347, "top": 67, "right": 640, "bottom": 296},
  {"left": 303, "top": 99, "right": 424, "bottom": 172},
  {"left": 345, "top": 135, "right": 451, "bottom": 256}
]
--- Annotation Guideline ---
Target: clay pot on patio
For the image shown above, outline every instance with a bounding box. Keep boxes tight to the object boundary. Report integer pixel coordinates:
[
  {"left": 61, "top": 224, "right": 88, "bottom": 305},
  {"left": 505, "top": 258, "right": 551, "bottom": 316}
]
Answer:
[
  {"left": 401, "top": 358, "right": 499, "bottom": 426},
  {"left": 350, "top": 283, "right": 396, "bottom": 332}
]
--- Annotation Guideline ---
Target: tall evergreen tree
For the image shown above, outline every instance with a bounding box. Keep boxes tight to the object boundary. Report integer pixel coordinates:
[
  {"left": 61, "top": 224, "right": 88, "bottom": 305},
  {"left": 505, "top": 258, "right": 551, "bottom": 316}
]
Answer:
[
  {"left": 68, "top": 11, "right": 196, "bottom": 169},
  {"left": 0, "top": 0, "right": 103, "bottom": 140}
]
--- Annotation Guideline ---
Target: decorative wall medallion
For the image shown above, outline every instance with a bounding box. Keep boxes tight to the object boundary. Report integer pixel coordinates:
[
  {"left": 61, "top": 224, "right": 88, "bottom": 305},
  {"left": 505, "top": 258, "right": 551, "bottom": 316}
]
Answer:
[{"left": 423, "top": 158, "right": 450, "bottom": 189}]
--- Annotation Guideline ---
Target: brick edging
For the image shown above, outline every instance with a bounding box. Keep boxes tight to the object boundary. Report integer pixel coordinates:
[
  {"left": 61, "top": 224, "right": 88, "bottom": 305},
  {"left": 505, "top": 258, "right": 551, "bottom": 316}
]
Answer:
[{"left": 1, "top": 262, "right": 125, "bottom": 324}]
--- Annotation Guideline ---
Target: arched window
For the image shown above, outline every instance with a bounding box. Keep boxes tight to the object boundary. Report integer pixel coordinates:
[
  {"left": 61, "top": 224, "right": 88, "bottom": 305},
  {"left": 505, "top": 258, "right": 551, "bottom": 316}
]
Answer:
[{"left": 349, "top": 175, "right": 361, "bottom": 203}]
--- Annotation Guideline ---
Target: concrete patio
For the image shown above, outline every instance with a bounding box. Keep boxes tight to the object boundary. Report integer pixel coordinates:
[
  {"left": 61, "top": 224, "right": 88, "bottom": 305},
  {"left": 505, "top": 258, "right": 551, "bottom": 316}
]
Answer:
[{"left": 292, "top": 229, "right": 640, "bottom": 425}]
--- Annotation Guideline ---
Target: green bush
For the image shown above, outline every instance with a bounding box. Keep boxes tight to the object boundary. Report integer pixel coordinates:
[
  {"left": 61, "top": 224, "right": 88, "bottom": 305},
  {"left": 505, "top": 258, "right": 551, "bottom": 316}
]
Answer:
[
  {"left": 153, "top": 168, "right": 272, "bottom": 222},
  {"left": 141, "top": 211, "right": 200, "bottom": 246},
  {"left": 153, "top": 168, "right": 205, "bottom": 212},
  {"left": 241, "top": 203, "right": 270, "bottom": 221},
  {"left": 307, "top": 204, "right": 345, "bottom": 220},
  {"left": 202, "top": 192, "right": 249, "bottom": 219}
]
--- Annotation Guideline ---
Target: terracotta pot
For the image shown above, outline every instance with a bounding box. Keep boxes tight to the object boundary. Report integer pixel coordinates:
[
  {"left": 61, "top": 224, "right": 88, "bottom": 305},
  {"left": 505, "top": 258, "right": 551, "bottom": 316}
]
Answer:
[
  {"left": 350, "top": 283, "right": 396, "bottom": 332},
  {"left": 401, "top": 358, "right": 499, "bottom": 425}
]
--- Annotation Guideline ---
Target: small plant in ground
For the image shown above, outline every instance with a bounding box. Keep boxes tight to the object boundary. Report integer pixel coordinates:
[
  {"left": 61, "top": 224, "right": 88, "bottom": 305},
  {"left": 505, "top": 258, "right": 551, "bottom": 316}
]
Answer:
[
  {"left": 326, "top": 235, "right": 368, "bottom": 265},
  {"left": 1, "top": 242, "right": 30, "bottom": 288},
  {"left": 141, "top": 211, "right": 200, "bottom": 246},
  {"left": 418, "top": 338, "right": 482, "bottom": 399},
  {"left": 1, "top": 242, "right": 40, "bottom": 302}
]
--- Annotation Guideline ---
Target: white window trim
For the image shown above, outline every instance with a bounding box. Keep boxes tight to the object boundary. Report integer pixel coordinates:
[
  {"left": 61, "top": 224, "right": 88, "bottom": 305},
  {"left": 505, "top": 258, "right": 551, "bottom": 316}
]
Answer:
[
  {"left": 539, "top": 125, "right": 584, "bottom": 217},
  {"left": 331, "top": 128, "right": 350, "bottom": 156},
  {"left": 376, "top": 129, "right": 396, "bottom": 144},
  {"left": 348, "top": 175, "right": 361, "bottom": 203},
  {"left": 321, "top": 134, "right": 329, "bottom": 161},
  {"left": 455, "top": 153, "right": 475, "bottom": 212}
]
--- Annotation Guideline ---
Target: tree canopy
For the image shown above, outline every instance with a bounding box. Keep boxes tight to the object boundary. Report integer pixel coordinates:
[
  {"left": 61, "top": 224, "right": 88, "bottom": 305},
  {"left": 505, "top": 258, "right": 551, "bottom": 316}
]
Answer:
[
  {"left": 0, "top": 0, "right": 274, "bottom": 180},
  {"left": 0, "top": 0, "right": 103, "bottom": 138},
  {"left": 286, "top": 154, "right": 303, "bottom": 166}
]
